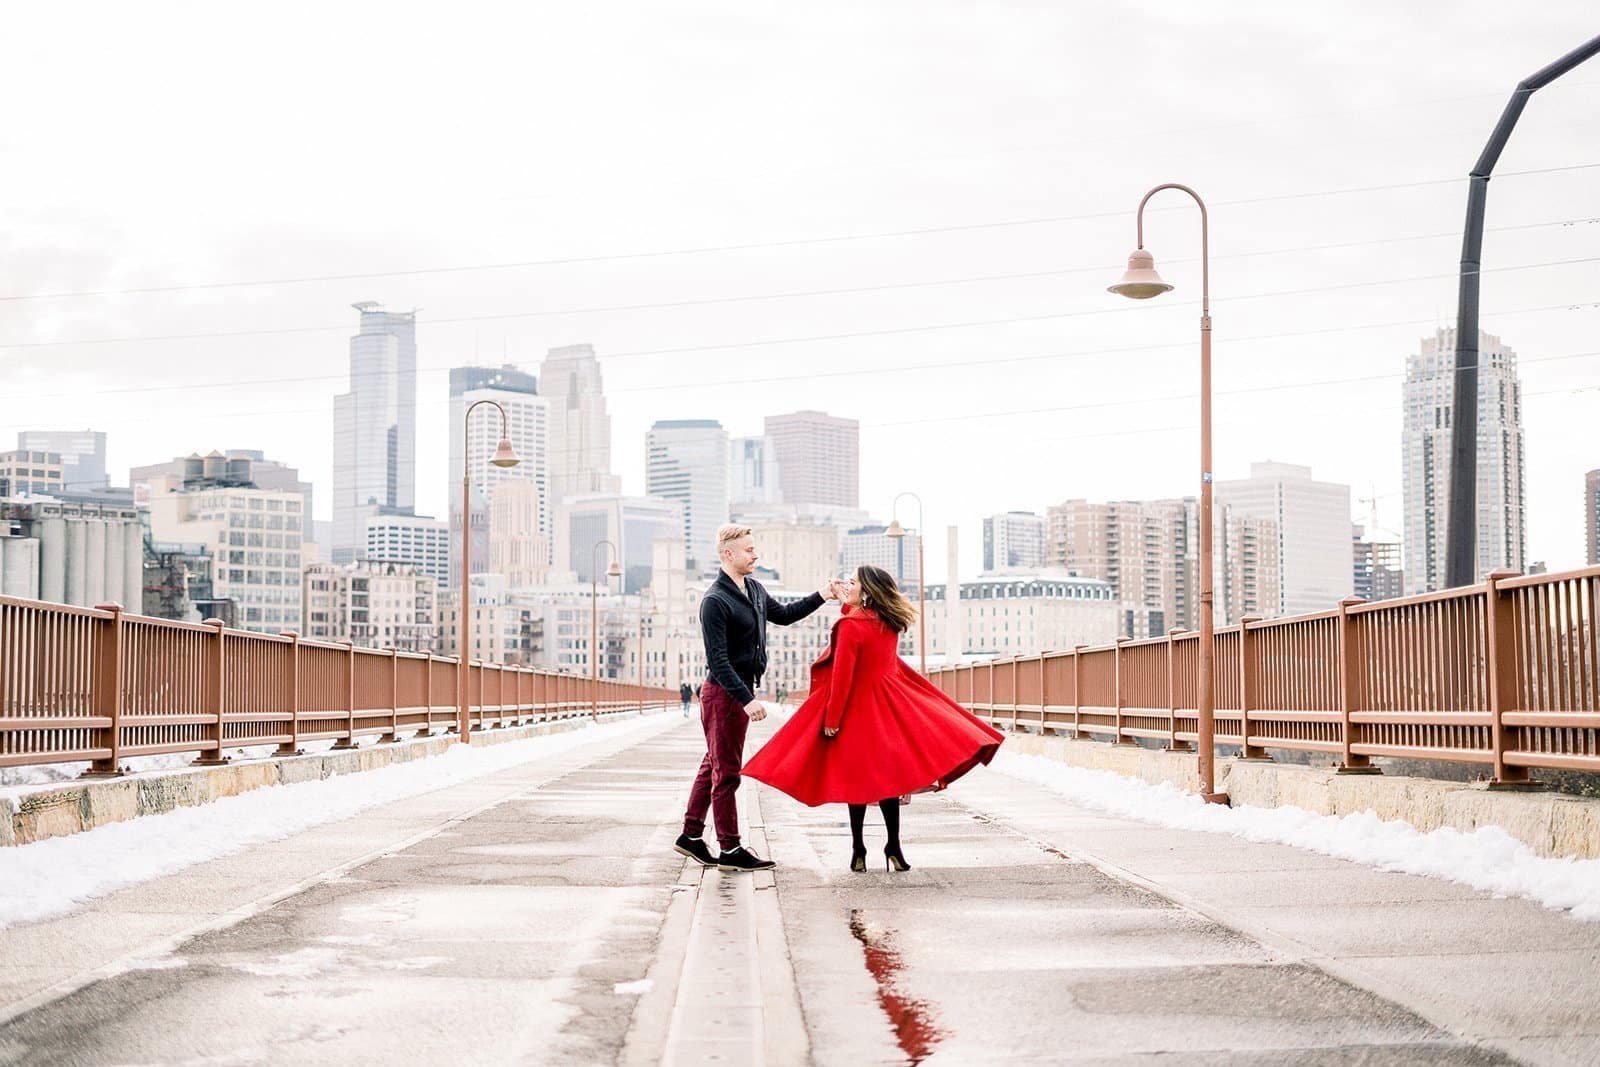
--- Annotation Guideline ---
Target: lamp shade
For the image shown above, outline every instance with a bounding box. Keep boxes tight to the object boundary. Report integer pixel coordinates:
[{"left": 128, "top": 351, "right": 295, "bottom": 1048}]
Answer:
[
  {"left": 606, "top": 561, "right": 623, "bottom": 578},
  {"left": 885, "top": 519, "right": 905, "bottom": 539},
  {"left": 1107, "top": 249, "right": 1173, "bottom": 300},
  {"left": 489, "top": 439, "right": 521, "bottom": 468}
]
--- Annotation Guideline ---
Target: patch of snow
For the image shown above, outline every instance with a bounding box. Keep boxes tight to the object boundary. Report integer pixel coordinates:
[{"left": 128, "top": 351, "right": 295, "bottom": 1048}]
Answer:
[
  {"left": 613, "top": 978, "right": 653, "bottom": 995},
  {"left": 0, "top": 715, "right": 663, "bottom": 931},
  {"left": 991, "top": 751, "right": 1600, "bottom": 922}
]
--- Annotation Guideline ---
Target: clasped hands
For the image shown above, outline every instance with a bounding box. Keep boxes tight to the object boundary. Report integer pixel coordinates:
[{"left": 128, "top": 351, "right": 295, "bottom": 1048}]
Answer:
[{"left": 818, "top": 577, "right": 848, "bottom": 601}]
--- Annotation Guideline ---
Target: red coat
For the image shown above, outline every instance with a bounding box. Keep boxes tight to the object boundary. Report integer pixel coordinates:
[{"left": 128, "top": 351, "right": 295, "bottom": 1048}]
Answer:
[{"left": 742, "top": 604, "right": 1004, "bottom": 806}]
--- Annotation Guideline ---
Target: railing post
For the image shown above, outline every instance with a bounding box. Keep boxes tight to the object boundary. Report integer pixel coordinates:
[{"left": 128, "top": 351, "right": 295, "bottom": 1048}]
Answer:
[
  {"left": 1336, "top": 595, "right": 1379, "bottom": 774},
  {"left": 332, "top": 639, "right": 357, "bottom": 749},
  {"left": 1072, "top": 645, "right": 1088, "bottom": 740},
  {"left": 1164, "top": 628, "right": 1190, "bottom": 752},
  {"left": 1011, "top": 657, "right": 1021, "bottom": 731},
  {"left": 193, "top": 617, "right": 231, "bottom": 766},
  {"left": 1112, "top": 636, "right": 1133, "bottom": 745},
  {"left": 1037, "top": 654, "right": 1048, "bottom": 733},
  {"left": 416, "top": 654, "right": 435, "bottom": 737},
  {"left": 381, "top": 647, "right": 400, "bottom": 743},
  {"left": 987, "top": 660, "right": 996, "bottom": 728},
  {"left": 83, "top": 602, "right": 126, "bottom": 778},
  {"left": 1484, "top": 569, "right": 1537, "bottom": 788},
  {"left": 277, "top": 630, "right": 303, "bottom": 756},
  {"left": 1237, "top": 615, "right": 1269, "bottom": 760}
]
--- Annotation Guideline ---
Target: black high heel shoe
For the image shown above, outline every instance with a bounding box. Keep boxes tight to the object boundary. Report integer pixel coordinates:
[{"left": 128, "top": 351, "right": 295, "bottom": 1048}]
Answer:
[
  {"left": 884, "top": 846, "right": 911, "bottom": 872},
  {"left": 850, "top": 845, "right": 867, "bottom": 873}
]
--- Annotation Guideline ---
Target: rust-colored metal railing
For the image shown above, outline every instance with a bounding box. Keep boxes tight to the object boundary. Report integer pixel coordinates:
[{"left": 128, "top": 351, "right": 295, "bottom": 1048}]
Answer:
[
  {"left": 930, "top": 566, "right": 1600, "bottom": 785},
  {"left": 0, "top": 596, "right": 678, "bottom": 775}
]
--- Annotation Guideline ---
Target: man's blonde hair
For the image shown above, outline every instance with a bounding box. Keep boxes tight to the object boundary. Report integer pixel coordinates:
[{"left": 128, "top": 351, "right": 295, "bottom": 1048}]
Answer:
[{"left": 717, "top": 524, "right": 753, "bottom": 555}]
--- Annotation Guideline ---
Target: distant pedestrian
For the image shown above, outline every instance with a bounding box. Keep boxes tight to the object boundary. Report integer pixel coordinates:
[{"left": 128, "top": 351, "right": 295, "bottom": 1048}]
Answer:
[
  {"left": 674, "top": 524, "right": 841, "bottom": 873},
  {"left": 679, "top": 682, "right": 693, "bottom": 718},
  {"left": 743, "top": 565, "right": 1004, "bottom": 873}
]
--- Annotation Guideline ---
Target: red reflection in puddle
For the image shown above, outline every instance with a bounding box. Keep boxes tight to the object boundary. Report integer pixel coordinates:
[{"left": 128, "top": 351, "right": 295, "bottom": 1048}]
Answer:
[{"left": 849, "top": 909, "right": 944, "bottom": 1064}]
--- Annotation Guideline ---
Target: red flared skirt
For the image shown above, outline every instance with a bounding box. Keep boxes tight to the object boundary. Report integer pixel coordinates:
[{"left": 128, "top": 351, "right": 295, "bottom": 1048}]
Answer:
[{"left": 743, "top": 666, "right": 1004, "bottom": 807}]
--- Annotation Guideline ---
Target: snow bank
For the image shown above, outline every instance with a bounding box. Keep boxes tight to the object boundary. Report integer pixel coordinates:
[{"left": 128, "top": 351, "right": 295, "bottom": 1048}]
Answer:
[
  {"left": 0, "top": 715, "right": 662, "bottom": 930},
  {"left": 992, "top": 751, "right": 1600, "bottom": 922}
]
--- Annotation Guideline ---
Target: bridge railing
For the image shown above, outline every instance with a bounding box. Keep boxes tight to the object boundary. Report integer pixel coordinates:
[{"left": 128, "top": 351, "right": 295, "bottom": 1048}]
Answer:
[
  {"left": 0, "top": 596, "right": 677, "bottom": 775},
  {"left": 929, "top": 566, "right": 1600, "bottom": 783}
]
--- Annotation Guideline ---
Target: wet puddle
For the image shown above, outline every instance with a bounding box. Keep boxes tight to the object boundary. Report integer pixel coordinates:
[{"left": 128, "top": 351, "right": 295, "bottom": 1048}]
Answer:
[{"left": 848, "top": 909, "right": 944, "bottom": 1064}]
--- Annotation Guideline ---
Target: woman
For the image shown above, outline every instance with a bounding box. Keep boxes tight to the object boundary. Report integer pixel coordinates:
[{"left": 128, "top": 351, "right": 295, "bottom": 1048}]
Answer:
[{"left": 743, "top": 565, "right": 1004, "bottom": 872}]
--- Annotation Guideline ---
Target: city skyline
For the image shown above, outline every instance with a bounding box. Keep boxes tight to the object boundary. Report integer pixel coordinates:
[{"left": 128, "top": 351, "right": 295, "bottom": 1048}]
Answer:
[{"left": 2, "top": 6, "right": 1597, "bottom": 583}]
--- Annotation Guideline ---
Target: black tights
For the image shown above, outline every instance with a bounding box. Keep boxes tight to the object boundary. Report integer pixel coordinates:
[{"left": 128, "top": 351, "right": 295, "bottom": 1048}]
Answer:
[{"left": 848, "top": 799, "right": 901, "bottom": 852}]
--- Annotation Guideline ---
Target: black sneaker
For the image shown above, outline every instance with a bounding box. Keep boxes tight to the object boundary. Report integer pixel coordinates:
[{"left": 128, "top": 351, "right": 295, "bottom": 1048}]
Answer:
[
  {"left": 717, "top": 846, "right": 777, "bottom": 872},
  {"left": 674, "top": 834, "right": 717, "bottom": 867}
]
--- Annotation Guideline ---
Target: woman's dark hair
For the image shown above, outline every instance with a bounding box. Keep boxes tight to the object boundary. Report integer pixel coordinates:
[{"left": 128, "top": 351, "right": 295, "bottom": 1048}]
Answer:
[{"left": 856, "top": 564, "right": 916, "bottom": 634}]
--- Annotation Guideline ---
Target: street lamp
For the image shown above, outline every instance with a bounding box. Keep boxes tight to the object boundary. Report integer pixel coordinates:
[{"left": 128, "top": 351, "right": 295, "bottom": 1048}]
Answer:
[
  {"left": 591, "top": 540, "right": 622, "bottom": 722},
  {"left": 458, "top": 400, "right": 520, "bottom": 743},
  {"left": 885, "top": 491, "right": 926, "bottom": 675},
  {"left": 1108, "top": 183, "right": 1227, "bottom": 805}
]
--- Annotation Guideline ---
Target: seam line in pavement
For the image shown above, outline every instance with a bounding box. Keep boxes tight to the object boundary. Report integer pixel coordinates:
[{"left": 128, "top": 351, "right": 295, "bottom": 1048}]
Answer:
[
  {"left": 952, "top": 791, "right": 1529, "bottom": 1062},
  {"left": 0, "top": 715, "right": 681, "bottom": 1029}
]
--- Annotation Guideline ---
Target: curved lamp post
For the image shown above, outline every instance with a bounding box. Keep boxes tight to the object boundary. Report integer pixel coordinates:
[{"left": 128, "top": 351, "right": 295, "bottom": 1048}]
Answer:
[
  {"left": 459, "top": 400, "right": 520, "bottom": 743},
  {"left": 591, "top": 540, "right": 622, "bottom": 722},
  {"left": 1108, "top": 183, "right": 1227, "bottom": 805},
  {"left": 885, "top": 491, "right": 926, "bottom": 675}
]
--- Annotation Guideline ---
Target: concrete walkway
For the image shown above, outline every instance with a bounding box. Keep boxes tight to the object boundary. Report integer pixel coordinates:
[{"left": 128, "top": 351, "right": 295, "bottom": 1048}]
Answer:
[{"left": 0, "top": 713, "right": 1587, "bottom": 1064}]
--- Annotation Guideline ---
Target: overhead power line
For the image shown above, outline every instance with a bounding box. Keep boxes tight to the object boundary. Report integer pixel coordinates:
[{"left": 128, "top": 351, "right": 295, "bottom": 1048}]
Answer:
[{"left": 3, "top": 163, "right": 1595, "bottom": 304}]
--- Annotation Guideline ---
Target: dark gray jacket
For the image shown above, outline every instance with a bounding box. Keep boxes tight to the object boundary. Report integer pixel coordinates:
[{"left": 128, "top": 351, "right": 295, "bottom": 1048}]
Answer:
[{"left": 700, "top": 571, "right": 824, "bottom": 705}]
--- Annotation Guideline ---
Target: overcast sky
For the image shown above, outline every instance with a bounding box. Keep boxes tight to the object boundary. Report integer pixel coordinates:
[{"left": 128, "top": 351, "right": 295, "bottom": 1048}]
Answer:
[{"left": 2, "top": 2, "right": 1597, "bottom": 583}]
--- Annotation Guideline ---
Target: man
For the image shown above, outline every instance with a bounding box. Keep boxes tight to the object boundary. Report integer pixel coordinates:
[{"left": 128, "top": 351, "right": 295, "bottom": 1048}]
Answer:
[
  {"left": 679, "top": 681, "right": 692, "bottom": 718},
  {"left": 675, "top": 524, "right": 838, "bottom": 872}
]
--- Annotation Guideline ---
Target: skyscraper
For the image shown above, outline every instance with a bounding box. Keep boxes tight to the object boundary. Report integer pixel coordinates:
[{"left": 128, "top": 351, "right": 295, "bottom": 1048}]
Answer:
[
  {"left": 1215, "top": 461, "right": 1352, "bottom": 617},
  {"left": 448, "top": 367, "right": 549, "bottom": 585},
  {"left": 539, "top": 344, "right": 620, "bottom": 502},
  {"left": 982, "top": 511, "right": 1046, "bottom": 572},
  {"left": 1586, "top": 470, "right": 1600, "bottom": 566},
  {"left": 332, "top": 303, "right": 417, "bottom": 563},
  {"left": 1402, "top": 327, "right": 1525, "bottom": 592},
  {"left": 729, "top": 435, "right": 780, "bottom": 507},
  {"left": 841, "top": 524, "right": 922, "bottom": 591},
  {"left": 647, "top": 420, "right": 730, "bottom": 569},
  {"left": 764, "top": 411, "right": 859, "bottom": 509}
]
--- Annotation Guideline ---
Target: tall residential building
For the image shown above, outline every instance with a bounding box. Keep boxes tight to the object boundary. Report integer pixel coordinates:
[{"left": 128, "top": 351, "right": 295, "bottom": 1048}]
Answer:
[
  {"left": 16, "top": 430, "right": 107, "bottom": 492},
  {"left": 539, "top": 344, "right": 620, "bottom": 502},
  {"left": 1046, "top": 496, "right": 1279, "bottom": 635},
  {"left": 925, "top": 572, "right": 1120, "bottom": 658},
  {"left": 143, "top": 474, "right": 304, "bottom": 632},
  {"left": 0, "top": 498, "right": 143, "bottom": 608},
  {"left": 729, "top": 435, "right": 781, "bottom": 507},
  {"left": 1047, "top": 498, "right": 1194, "bottom": 638},
  {"left": 841, "top": 524, "right": 922, "bottom": 591},
  {"left": 1585, "top": 470, "right": 1599, "bottom": 566},
  {"left": 303, "top": 561, "right": 437, "bottom": 652},
  {"left": 1352, "top": 525, "right": 1405, "bottom": 603},
  {"left": 0, "top": 450, "right": 64, "bottom": 498},
  {"left": 764, "top": 410, "right": 859, "bottom": 509},
  {"left": 749, "top": 520, "right": 840, "bottom": 588},
  {"left": 982, "top": 511, "right": 1046, "bottom": 572},
  {"left": 364, "top": 512, "right": 450, "bottom": 587},
  {"left": 1215, "top": 462, "right": 1353, "bottom": 616},
  {"left": 1402, "top": 327, "right": 1526, "bottom": 592},
  {"left": 647, "top": 420, "right": 730, "bottom": 570},
  {"left": 553, "top": 493, "right": 682, "bottom": 595},
  {"left": 332, "top": 303, "right": 417, "bottom": 563}
]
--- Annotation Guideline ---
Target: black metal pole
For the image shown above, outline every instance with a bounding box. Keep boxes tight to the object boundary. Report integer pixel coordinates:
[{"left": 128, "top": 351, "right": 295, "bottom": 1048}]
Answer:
[{"left": 1445, "top": 33, "right": 1600, "bottom": 589}]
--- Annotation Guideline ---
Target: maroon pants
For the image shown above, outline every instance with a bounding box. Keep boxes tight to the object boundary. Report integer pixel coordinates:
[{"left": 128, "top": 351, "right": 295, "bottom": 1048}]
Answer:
[{"left": 683, "top": 680, "right": 750, "bottom": 851}]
